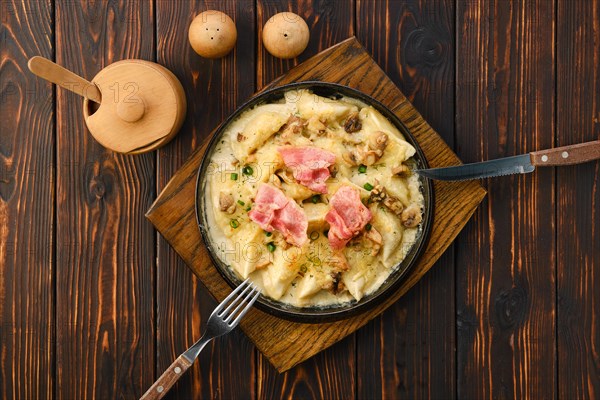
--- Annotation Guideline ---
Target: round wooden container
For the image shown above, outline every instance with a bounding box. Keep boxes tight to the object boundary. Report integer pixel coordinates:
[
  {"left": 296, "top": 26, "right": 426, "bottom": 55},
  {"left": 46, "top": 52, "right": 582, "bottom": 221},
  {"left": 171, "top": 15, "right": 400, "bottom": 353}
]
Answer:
[{"left": 83, "top": 60, "right": 186, "bottom": 154}]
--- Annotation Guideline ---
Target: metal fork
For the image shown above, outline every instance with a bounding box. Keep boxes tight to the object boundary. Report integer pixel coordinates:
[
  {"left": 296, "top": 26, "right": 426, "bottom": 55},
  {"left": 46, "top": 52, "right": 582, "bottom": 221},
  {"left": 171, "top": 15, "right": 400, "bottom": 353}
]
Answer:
[{"left": 140, "top": 279, "right": 260, "bottom": 400}]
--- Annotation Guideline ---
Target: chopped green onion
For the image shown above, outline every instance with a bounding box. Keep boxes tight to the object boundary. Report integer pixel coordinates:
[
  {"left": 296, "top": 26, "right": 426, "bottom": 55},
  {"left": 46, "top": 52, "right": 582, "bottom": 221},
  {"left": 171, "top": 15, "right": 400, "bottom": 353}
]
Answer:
[
  {"left": 363, "top": 182, "right": 374, "bottom": 191},
  {"left": 230, "top": 173, "right": 238, "bottom": 180},
  {"left": 310, "top": 231, "right": 320, "bottom": 241},
  {"left": 265, "top": 231, "right": 272, "bottom": 237},
  {"left": 311, "top": 195, "right": 320, "bottom": 204},
  {"left": 358, "top": 164, "right": 367, "bottom": 173},
  {"left": 242, "top": 165, "right": 253, "bottom": 175},
  {"left": 266, "top": 242, "right": 276, "bottom": 252},
  {"left": 230, "top": 219, "right": 239, "bottom": 229},
  {"left": 237, "top": 200, "right": 245, "bottom": 206},
  {"left": 245, "top": 206, "right": 251, "bottom": 212},
  {"left": 365, "top": 223, "right": 372, "bottom": 231},
  {"left": 300, "top": 265, "right": 308, "bottom": 274}
]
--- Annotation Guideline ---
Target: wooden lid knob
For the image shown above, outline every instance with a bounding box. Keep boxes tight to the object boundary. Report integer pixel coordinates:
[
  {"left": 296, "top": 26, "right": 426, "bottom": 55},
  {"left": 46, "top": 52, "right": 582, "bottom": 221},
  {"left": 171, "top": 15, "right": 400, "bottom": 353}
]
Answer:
[{"left": 117, "top": 98, "right": 145, "bottom": 122}]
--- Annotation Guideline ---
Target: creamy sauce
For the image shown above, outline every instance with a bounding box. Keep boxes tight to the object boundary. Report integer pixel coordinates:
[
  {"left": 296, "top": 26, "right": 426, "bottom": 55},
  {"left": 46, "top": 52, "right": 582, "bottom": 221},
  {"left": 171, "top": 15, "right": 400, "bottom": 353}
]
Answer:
[{"left": 202, "top": 89, "right": 425, "bottom": 308}]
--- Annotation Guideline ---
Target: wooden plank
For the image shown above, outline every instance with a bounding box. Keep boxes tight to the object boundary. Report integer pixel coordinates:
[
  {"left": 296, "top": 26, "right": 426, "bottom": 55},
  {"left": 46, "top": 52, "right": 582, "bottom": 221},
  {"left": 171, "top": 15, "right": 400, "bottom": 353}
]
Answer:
[
  {"left": 455, "top": 0, "right": 556, "bottom": 398},
  {"left": 556, "top": 0, "right": 600, "bottom": 398},
  {"left": 355, "top": 0, "right": 456, "bottom": 397},
  {"left": 255, "top": 1, "right": 356, "bottom": 398},
  {"left": 155, "top": 1, "right": 256, "bottom": 399},
  {"left": 54, "top": 1, "right": 155, "bottom": 398},
  {"left": 146, "top": 37, "right": 487, "bottom": 372},
  {"left": 256, "top": 336, "right": 355, "bottom": 399},
  {"left": 0, "top": 1, "right": 54, "bottom": 398}
]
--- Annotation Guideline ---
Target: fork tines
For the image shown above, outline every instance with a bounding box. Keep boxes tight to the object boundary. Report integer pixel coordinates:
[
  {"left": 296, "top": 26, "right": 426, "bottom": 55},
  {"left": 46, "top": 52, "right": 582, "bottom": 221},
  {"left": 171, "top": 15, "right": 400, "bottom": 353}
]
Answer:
[{"left": 214, "top": 278, "right": 261, "bottom": 326}]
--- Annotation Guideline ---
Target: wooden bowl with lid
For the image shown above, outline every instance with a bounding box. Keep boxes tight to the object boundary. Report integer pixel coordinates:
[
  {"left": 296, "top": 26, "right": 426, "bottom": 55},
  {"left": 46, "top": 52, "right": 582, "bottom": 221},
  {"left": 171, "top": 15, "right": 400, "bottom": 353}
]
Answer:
[{"left": 29, "top": 56, "right": 186, "bottom": 154}]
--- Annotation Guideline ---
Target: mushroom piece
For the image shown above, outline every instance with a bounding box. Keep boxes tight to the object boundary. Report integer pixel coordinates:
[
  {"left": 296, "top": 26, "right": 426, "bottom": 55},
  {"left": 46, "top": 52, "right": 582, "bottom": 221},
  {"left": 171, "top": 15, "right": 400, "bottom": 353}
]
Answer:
[
  {"left": 323, "top": 271, "right": 346, "bottom": 294},
  {"left": 363, "top": 131, "right": 389, "bottom": 165},
  {"left": 382, "top": 196, "right": 404, "bottom": 216},
  {"left": 329, "top": 164, "right": 338, "bottom": 178},
  {"left": 369, "top": 184, "right": 387, "bottom": 203},
  {"left": 368, "top": 131, "right": 389, "bottom": 152},
  {"left": 401, "top": 204, "right": 422, "bottom": 228},
  {"left": 343, "top": 131, "right": 389, "bottom": 166},
  {"left": 392, "top": 163, "right": 411, "bottom": 177},
  {"left": 330, "top": 271, "right": 345, "bottom": 294},
  {"left": 342, "top": 150, "right": 360, "bottom": 166},
  {"left": 279, "top": 115, "right": 306, "bottom": 139},
  {"left": 269, "top": 173, "right": 282, "bottom": 188},
  {"left": 219, "top": 192, "right": 236, "bottom": 214},
  {"left": 344, "top": 144, "right": 379, "bottom": 166},
  {"left": 344, "top": 112, "right": 362, "bottom": 133},
  {"left": 330, "top": 252, "right": 350, "bottom": 271},
  {"left": 306, "top": 115, "right": 327, "bottom": 134},
  {"left": 275, "top": 169, "right": 295, "bottom": 185},
  {"left": 369, "top": 184, "right": 404, "bottom": 216},
  {"left": 360, "top": 149, "right": 379, "bottom": 166},
  {"left": 364, "top": 226, "right": 383, "bottom": 256},
  {"left": 273, "top": 232, "right": 292, "bottom": 250}
]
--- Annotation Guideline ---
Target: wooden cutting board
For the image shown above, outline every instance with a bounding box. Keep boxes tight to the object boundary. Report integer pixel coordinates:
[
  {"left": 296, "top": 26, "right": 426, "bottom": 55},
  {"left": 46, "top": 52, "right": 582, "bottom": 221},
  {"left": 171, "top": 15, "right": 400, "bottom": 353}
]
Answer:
[{"left": 146, "top": 37, "right": 486, "bottom": 373}]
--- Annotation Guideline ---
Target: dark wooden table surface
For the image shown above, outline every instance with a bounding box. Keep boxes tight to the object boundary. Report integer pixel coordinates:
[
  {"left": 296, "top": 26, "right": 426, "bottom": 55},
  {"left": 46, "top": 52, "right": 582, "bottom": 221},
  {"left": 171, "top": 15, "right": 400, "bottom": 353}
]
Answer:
[{"left": 1, "top": 0, "right": 599, "bottom": 399}]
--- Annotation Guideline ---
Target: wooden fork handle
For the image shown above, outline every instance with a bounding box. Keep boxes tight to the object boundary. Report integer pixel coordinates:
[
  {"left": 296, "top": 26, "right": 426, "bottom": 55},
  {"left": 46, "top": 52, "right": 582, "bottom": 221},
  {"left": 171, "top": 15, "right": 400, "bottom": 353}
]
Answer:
[
  {"left": 530, "top": 140, "right": 600, "bottom": 166},
  {"left": 140, "top": 354, "right": 192, "bottom": 400}
]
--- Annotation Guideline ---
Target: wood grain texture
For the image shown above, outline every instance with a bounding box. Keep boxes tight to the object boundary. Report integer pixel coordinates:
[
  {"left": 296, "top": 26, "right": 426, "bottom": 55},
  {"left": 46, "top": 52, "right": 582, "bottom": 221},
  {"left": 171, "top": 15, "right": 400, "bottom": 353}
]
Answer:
[
  {"left": 556, "top": 0, "right": 600, "bottom": 398},
  {"left": 9, "top": 1, "right": 600, "bottom": 397},
  {"left": 0, "top": 1, "right": 54, "bottom": 398},
  {"left": 146, "top": 37, "right": 486, "bottom": 373},
  {"left": 55, "top": 1, "right": 155, "bottom": 398},
  {"left": 455, "top": 0, "right": 556, "bottom": 398},
  {"left": 355, "top": 0, "right": 456, "bottom": 398},
  {"left": 256, "top": 1, "right": 356, "bottom": 399},
  {"left": 155, "top": 1, "right": 256, "bottom": 399}
]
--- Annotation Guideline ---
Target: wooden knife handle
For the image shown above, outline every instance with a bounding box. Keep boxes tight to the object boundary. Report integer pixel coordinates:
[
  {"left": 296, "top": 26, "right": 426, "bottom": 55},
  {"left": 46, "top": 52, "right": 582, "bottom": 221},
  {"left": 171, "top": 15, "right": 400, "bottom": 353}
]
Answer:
[
  {"left": 530, "top": 140, "right": 600, "bottom": 166},
  {"left": 140, "top": 355, "right": 192, "bottom": 400}
]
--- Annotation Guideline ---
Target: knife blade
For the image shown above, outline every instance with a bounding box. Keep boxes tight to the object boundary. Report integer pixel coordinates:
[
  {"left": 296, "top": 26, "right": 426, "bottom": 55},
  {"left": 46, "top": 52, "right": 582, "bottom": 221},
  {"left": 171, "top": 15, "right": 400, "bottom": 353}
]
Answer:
[
  {"left": 414, "top": 140, "right": 600, "bottom": 181},
  {"left": 415, "top": 154, "right": 535, "bottom": 181}
]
